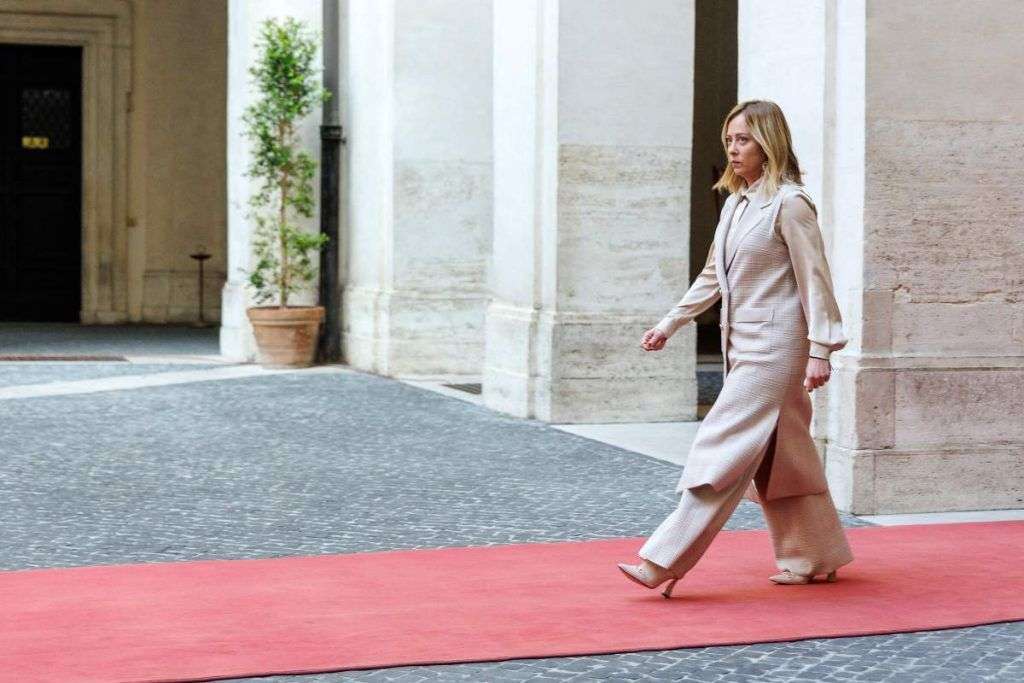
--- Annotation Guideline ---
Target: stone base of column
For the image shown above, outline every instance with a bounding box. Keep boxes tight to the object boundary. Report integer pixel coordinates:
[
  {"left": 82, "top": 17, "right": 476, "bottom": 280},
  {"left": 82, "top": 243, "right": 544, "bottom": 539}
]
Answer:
[
  {"left": 342, "top": 285, "right": 487, "bottom": 377},
  {"left": 219, "top": 280, "right": 255, "bottom": 362},
  {"left": 81, "top": 310, "right": 129, "bottom": 324},
  {"left": 482, "top": 301, "right": 698, "bottom": 423},
  {"left": 826, "top": 357, "right": 1024, "bottom": 513},
  {"left": 826, "top": 443, "right": 1024, "bottom": 515}
]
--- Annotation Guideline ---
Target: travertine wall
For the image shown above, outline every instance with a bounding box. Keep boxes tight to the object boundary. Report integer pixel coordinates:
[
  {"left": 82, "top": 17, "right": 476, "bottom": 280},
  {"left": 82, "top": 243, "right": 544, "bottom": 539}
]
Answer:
[
  {"left": 485, "top": 0, "right": 697, "bottom": 422},
  {"left": 741, "top": 0, "right": 1024, "bottom": 513},
  {"left": 341, "top": 0, "right": 492, "bottom": 376},
  {"left": 826, "top": 0, "right": 1024, "bottom": 513},
  {"left": 133, "top": 0, "right": 227, "bottom": 323}
]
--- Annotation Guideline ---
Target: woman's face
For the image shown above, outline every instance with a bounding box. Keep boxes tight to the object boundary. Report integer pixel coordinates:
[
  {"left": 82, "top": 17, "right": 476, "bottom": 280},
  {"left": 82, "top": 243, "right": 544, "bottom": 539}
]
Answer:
[{"left": 725, "top": 114, "right": 765, "bottom": 185}]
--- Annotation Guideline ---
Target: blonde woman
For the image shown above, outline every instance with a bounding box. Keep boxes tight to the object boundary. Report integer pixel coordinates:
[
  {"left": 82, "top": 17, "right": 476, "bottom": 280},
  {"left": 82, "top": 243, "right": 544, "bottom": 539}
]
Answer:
[{"left": 618, "top": 100, "right": 854, "bottom": 598}]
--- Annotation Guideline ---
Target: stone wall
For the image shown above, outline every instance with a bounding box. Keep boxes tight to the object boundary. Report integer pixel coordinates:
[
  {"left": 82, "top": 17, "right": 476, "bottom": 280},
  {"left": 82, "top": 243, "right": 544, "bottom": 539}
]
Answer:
[
  {"left": 341, "top": 0, "right": 492, "bottom": 376},
  {"left": 134, "top": 0, "right": 227, "bottom": 323}
]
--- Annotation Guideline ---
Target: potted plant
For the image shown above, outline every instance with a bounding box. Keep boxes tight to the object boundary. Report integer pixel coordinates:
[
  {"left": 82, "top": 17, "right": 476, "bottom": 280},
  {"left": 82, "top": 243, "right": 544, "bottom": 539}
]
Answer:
[{"left": 241, "top": 16, "right": 331, "bottom": 367}]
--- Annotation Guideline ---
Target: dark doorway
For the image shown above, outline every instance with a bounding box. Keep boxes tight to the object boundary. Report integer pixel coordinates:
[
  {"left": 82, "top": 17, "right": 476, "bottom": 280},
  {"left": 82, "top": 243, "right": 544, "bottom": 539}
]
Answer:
[{"left": 0, "top": 44, "right": 83, "bottom": 322}]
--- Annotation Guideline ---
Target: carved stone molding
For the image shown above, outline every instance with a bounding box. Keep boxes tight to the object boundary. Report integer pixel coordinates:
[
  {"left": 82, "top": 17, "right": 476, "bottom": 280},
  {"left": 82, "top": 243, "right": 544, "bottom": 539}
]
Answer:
[{"left": 0, "top": 0, "right": 133, "bottom": 322}]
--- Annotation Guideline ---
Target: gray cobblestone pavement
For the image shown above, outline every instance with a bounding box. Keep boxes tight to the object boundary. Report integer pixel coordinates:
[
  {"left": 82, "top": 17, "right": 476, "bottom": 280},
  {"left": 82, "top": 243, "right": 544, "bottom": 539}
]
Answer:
[
  {"left": 240, "top": 621, "right": 1024, "bottom": 682},
  {"left": 0, "top": 363, "right": 222, "bottom": 387},
  {"left": 697, "top": 369, "right": 723, "bottom": 405},
  {"left": 0, "top": 365, "right": 1018, "bottom": 681},
  {"left": 0, "top": 321, "right": 219, "bottom": 355}
]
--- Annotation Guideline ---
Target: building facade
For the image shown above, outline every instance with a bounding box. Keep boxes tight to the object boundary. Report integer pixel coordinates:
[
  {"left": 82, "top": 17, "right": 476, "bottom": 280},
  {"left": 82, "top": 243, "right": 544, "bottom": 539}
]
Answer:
[{"left": 2, "top": 0, "right": 1022, "bottom": 515}]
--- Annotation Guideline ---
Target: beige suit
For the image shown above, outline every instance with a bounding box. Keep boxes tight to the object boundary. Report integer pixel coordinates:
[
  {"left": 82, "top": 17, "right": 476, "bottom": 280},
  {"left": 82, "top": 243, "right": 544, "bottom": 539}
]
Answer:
[{"left": 639, "top": 178, "right": 854, "bottom": 578}]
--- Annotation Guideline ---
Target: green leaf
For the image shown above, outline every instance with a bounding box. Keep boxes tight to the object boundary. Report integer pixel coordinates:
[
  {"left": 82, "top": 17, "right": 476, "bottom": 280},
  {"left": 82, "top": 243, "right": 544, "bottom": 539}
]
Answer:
[{"left": 238, "top": 16, "right": 331, "bottom": 306}]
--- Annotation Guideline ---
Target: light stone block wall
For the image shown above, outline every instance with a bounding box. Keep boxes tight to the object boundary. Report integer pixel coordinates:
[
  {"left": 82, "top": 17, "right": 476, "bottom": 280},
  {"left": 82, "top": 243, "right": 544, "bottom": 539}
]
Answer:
[
  {"left": 339, "top": 0, "right": 393, "bottom": 371},
  {"left": 745, "top": 0, "right": 1024, "bottom": 513},
  {"left": 341, "top": 0, "right": 492, "bottom": 376},
  {"left": 485, "top": 0, "right": 698, "bottom": 422},
  {"left": 133, "top": 0, "right": 227, "bottom": 324},
  {"left": 826, "top": 0, "right": 1024, "bottom": 514}
]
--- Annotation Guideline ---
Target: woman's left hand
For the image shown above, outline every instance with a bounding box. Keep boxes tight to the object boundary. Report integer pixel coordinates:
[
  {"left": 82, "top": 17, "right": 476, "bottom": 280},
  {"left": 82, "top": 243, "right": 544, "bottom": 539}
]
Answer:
[{"left": 804, "top": 357, "right": 831, "bottom": 392}]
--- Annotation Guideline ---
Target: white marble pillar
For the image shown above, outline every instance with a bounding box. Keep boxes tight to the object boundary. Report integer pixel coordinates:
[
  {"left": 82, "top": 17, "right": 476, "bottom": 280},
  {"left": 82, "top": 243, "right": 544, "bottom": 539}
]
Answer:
[
  {"left": 221, "top": 0, "right": 323, "bottom": 361},
  {"left": 484, "top": 0, "right": 697, "bottom": 422},
  {"left": 741, "top": 0, "right": 1024, "bottom": 513},
  {"left": 341, "top": 0, "right": 493, "bottom": 376}
]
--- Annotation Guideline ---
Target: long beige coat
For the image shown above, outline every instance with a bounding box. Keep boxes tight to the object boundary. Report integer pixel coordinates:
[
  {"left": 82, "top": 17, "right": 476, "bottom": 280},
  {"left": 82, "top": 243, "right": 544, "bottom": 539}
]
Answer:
[{"left": 654, "top": 180, "right": 848, "bottom": 502}]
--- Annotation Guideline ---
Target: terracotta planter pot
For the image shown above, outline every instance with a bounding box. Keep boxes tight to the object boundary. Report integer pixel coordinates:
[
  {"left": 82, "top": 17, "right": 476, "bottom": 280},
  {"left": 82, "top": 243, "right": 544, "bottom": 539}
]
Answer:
[{"left": 246, "top": 305, "right": 325, "bottom": 368}]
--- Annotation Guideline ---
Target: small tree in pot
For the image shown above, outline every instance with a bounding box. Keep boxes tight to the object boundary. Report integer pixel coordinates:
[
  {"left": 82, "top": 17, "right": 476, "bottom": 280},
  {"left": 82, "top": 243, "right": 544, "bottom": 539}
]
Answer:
[{"left": 241, "top": 16, "right": 330, "bottom": 367}]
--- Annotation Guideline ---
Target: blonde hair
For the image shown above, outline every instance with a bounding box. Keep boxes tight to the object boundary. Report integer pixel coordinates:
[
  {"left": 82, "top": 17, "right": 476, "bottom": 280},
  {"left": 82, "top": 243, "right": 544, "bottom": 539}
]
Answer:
[{"left": 712, "top": 100, "right": 804, "bottom": 196}]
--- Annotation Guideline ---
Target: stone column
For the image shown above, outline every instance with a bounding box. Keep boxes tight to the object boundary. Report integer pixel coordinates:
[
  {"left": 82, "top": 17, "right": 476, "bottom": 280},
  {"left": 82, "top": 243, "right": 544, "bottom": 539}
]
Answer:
[
  {"left": 221, "top": 0, "right": 323, "bottom": 361},
  {"left": 742, "top": 0, "right": 1024, "bottom": 513},
  {"left": 484, "top": 0, "right": 697, "bottom": 422},
  {"left": 827, "top": 0, "right": 1024, "bottom": 514},
  {"left": 341, "top": 0, "right": 493, "bottom": 376}
]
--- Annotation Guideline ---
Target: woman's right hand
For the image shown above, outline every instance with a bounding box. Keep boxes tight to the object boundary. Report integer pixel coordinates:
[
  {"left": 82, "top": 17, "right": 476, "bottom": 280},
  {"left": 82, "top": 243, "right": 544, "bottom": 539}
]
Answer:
[{"left": 641, "top": 328, "right": 668, "bottom": 351}]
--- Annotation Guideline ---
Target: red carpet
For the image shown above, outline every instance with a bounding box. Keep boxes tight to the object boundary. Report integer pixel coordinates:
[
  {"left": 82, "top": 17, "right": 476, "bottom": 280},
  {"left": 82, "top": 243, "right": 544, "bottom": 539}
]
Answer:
[{"left": 2, "top": 521, "right": 1022, "bottom": 682}]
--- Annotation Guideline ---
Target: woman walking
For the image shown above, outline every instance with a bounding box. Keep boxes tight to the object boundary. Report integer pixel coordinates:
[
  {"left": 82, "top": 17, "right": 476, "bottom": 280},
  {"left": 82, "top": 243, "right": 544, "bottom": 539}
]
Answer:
[{"left": 618, "top": 100, "right": 854, "bottom": 598}]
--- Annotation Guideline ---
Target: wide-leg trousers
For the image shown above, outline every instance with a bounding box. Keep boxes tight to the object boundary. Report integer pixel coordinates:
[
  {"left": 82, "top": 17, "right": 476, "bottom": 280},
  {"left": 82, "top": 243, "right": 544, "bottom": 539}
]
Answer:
[{"left": 637, "top": 424, "right": 853, "bottom": 577}]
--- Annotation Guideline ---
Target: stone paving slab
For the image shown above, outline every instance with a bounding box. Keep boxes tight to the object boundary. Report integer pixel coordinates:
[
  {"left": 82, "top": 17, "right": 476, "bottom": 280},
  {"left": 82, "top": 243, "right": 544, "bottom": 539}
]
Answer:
[
  {"left": 0, "top": 366, "right": 1017, "bottom": 682},
  {"left": 1, "top": 369, "right": 794, "bottom": 570},
  {"left": 0, "top": 322, "right": 219, "bottom": 356},
  {"left": 0, "top": 363, "right": 223, "bottom": 387}
]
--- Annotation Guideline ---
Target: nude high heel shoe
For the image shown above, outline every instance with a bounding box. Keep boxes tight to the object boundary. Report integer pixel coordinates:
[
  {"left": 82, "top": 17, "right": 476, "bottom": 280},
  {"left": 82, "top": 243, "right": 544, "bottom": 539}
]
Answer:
[
  {"left": 617, "top": 560, "right": 684, "bottom": 598},
  {"left": 769, "top": 569, "right": 838, "bottom": 585}
]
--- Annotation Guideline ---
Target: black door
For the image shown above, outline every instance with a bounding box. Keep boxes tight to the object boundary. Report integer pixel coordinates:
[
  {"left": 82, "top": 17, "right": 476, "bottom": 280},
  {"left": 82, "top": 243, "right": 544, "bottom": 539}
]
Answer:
[{"left": 0, "top": 44, "right": 82, "bottom": 321}]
